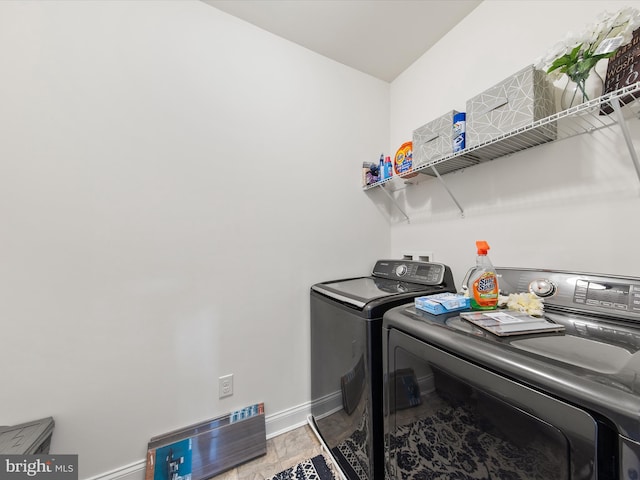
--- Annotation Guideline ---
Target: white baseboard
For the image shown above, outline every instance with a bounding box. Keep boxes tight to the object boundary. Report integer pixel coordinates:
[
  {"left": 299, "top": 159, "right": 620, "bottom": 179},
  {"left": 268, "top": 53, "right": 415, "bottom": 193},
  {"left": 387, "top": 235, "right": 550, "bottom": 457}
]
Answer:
[
  {"left": 84, "top": 460, "right": 146, "bottom": 480},
  {"left": 84, "top": 401, "right": 320, "bottom": 480},
  {"left": 264, "top": 400, "right": 312, "bottom": 439},
  {"left": 306, "top": 390, "right": 342, "bottom": 421}
]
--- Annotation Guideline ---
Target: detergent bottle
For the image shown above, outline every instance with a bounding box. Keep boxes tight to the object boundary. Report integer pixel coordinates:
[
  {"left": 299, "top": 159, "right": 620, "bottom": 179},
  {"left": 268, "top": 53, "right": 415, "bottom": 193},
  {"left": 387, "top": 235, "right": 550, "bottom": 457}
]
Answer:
[
  {"left": 468, "top": 240, "right": 499, "bottom": 310},
  {"left": 384, "top": 156, "right": 393, "bottom": 179}
]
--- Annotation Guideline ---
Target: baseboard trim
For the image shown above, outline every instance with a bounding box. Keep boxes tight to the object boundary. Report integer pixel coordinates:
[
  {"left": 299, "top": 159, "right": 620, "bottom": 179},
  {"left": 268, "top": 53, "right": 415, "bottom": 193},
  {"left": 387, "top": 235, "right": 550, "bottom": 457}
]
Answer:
[
  {"left": 307, "top": 390, "right": 342, "bottom": 421},
  {"left": 84, "top": 401, "right": 316, "bottom": 480},
  {"left": 84, "top": 459, "right": 146, "bottom": 480},
  {"left": 265, "top": 400, "right": 312, "bottom": 439}
]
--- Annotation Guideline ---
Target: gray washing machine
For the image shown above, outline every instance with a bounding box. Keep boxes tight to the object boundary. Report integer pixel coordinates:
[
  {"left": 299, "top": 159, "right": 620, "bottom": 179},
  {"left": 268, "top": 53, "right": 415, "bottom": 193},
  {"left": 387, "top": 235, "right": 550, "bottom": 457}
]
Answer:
[
  {"left": 309, "top": 260, "right": 455, "bottom": 480},
  {"left": 384, "top": 267, "right": 640, "bottom": 480}
]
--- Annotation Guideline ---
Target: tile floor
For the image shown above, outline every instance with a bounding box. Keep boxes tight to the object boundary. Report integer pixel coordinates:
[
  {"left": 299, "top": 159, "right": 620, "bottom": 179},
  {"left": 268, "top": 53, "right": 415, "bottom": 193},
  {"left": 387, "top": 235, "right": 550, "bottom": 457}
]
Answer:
[{"left": 213, "top": 423, "right": 335, "bottom": 480}]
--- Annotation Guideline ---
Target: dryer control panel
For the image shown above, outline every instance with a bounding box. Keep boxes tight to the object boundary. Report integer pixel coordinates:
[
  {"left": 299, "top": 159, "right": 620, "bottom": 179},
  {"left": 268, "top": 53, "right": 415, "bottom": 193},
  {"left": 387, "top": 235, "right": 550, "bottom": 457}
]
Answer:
[{"left": 372, "top": 260, "right": 451, "bottom": 286}]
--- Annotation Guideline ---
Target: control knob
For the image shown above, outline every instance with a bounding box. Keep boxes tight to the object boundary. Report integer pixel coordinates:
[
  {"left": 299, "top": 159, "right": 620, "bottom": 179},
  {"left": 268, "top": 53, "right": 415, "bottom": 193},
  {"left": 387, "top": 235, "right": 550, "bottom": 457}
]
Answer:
[
  {"left": 529, "top": 279, "right": 557, "bottom": 298},
  {"left": 395, "top": 265, "right": 408, "bottom": 277}
]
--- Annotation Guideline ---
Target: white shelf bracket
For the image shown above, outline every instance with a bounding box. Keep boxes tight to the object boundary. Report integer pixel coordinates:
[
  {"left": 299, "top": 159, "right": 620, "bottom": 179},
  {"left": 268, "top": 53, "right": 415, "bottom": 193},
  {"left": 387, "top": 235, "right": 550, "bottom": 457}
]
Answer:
[
  {"left": 610, "top": 97, "right": 640, "bottom": 184},
  {"left": 379, "top": 183, "right": 410, "bottom": 223},
  {"left": 427, "top": 165, "right": 465, "bottom": 217}
]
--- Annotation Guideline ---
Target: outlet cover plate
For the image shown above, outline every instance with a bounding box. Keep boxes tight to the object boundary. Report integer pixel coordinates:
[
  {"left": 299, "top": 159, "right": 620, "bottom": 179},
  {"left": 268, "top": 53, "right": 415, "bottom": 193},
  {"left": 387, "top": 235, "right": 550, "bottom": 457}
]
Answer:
[{"left": 219, "top": 374, "right": 233, "bottom": 398}]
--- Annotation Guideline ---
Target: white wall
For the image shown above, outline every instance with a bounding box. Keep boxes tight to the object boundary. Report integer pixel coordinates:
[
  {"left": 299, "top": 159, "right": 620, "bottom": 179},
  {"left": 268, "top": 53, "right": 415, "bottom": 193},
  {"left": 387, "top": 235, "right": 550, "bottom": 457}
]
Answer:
[
  {"left": 389, "top": 0, "right": 640, "bottom": 287},
  {"left": 0, "top": 1, "right": 390, "bottom": 478}
]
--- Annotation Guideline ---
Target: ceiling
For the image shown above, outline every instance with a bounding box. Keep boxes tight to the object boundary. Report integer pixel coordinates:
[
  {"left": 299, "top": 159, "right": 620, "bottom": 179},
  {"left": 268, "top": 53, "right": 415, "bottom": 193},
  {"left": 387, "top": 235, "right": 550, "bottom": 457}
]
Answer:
[{"left": 202, "top": 0, "right": 482, "bottom": 82}]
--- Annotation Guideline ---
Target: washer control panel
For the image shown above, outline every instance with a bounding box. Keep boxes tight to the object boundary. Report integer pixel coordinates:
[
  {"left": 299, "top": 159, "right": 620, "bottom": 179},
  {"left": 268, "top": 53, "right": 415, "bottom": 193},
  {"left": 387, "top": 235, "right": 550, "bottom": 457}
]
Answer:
[
  {"left": 373, "top": 260, "right": 447, "bottom": 285},
  {"left": 572, "top": 278, "right": 639, "bottom": 313},
  {"left": 494, "top": 267, "right": 640, "bottom": 320}
]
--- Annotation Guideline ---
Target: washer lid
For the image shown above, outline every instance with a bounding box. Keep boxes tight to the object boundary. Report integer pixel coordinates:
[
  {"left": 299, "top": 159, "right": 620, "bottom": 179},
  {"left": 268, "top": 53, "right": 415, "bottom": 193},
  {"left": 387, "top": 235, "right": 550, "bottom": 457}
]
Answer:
[{"left": 312, "top": 277, "right": 428, "bottom": 308}]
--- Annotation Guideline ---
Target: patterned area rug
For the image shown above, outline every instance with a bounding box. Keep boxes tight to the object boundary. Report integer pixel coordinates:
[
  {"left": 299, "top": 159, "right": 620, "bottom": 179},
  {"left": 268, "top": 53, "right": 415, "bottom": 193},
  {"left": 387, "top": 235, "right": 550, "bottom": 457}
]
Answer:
[
  {"left": 267, "top": 455, "right": 336, "bottom": 480},
  {"left": 331, "top": 401, "right": 565, "bottom": 480},
  {"left": 389, "top": 403, "right": 565, "bottom": 479},
  {"left": 331, "top": 410, "right": 369, "bottom": 480}
]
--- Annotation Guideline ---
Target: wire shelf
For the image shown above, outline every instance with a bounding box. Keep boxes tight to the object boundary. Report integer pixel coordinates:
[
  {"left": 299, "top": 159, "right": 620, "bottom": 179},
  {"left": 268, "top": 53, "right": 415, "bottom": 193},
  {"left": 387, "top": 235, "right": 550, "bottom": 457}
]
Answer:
[{"left": 363, "top": 82, "right": 640, "bottom": 190}]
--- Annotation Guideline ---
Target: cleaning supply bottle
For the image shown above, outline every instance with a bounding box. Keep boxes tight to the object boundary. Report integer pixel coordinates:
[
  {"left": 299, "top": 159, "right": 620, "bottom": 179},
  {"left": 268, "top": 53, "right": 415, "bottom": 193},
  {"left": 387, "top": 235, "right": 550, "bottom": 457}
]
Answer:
[
  {"left": 379, "top": 154, "right": 385, "bottom": 180},
  {"left": 384, "top": 156, "right": 393, "bottom": 179},
  {"left": 468, "top": 240, "right": 499, "bottom": 310}
]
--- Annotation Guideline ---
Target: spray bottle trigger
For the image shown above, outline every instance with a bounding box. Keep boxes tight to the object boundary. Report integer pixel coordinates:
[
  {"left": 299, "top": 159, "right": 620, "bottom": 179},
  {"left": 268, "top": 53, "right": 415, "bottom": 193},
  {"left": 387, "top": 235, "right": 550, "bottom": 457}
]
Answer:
[{"left": 476, "top": 240, "right": 490, "bottom": 255}]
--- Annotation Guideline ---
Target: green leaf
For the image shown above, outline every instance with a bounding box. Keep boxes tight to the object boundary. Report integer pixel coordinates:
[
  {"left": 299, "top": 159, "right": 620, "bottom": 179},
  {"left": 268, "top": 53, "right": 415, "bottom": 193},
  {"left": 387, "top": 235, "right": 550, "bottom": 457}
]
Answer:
[
  {"left": 569, "top": 43, "right": 583, "bottom": 61},
  {"left": 547, "top": 44, "right": 585, "bottom": 75},
  {"left": 547, "top": 55, "right": 572, "bottom": 73}
]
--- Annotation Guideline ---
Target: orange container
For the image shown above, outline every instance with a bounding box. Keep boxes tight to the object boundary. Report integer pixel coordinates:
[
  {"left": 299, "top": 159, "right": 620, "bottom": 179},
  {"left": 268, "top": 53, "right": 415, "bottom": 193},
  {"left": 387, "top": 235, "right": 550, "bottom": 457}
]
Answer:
[{"left": 393, "top": 142, "right": 418, "bottom": 178}]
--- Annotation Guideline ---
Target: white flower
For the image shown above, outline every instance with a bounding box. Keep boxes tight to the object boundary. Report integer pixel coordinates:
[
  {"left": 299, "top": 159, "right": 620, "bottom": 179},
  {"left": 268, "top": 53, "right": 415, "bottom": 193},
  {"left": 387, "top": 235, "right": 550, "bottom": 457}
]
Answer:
[
  {"left": 537, "top": 7, "right": 640, "bottom": 82},
  {"left": 536, "top": 35, "right": 580, "bottom": 72},
  {"left": 612, "top": 6, "right": 640, "bottom": 31},
  {"left": 584, "top": 23, "right": 601, "bottom": 46}
]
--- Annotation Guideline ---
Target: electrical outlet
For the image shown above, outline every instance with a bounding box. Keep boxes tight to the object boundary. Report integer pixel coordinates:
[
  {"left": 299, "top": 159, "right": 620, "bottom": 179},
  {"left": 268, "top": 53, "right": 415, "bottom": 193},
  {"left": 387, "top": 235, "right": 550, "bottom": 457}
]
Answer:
[{"left": 219, "top": 374, "right": 233, "bottom": 398}]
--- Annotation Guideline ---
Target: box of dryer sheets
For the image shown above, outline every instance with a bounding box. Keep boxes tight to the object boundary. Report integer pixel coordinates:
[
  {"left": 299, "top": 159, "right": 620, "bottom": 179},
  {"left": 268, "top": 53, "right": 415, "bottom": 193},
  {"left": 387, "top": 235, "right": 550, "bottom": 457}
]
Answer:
[{"left": 415, "top": 293, "right": 470, "bottom": 315}]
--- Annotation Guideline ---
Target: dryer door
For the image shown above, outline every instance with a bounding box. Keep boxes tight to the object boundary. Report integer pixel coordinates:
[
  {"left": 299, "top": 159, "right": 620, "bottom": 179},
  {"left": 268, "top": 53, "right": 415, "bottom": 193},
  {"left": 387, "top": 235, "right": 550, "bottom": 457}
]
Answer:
[{"left": 385, "top": 328, "right": 599, "bottom": 480}]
